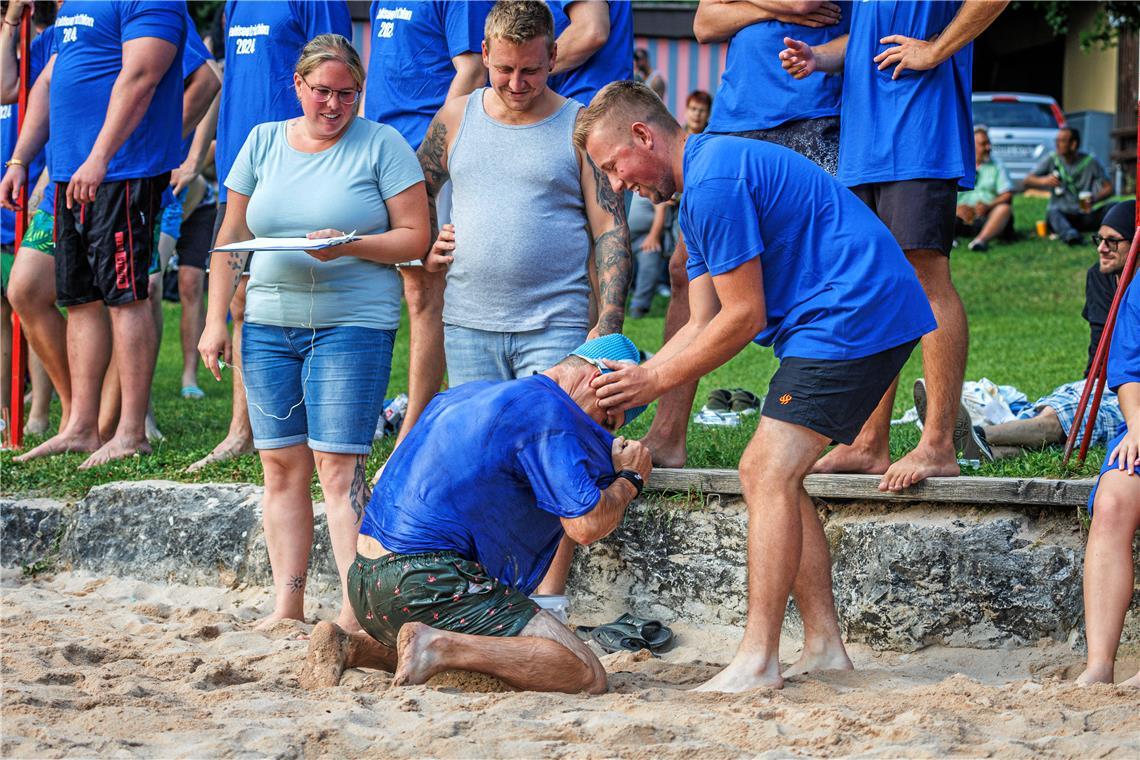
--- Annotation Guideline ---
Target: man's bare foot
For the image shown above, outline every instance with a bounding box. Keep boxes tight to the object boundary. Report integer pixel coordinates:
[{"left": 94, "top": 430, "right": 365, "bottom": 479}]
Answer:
[
  {"left": 25, "top": 416, "right": 51, "bottom": 436},
  {"left": 693, "top": 655, "right": 783, "bottom": 692},
  {"left": 878, "top": 443, "right": 959, "bottom": 492},
  {"left": 335, "top": 609, "right": 364, "bottom": 635},
  {"left": 391, "top": 622, "right": 447, "bottom": 687},
  {"left": 812, "top": 443, "right": 890, "bottom": 475},
  {"left": 145, "top": 412, "right": 165, "bottom": 444},
  {"left": 79, "top": 436, "right": 152, "bottom": 469},
  {"left": 1119, "top": 672, "right": 1140, "bottom": 688},
  {"left": 186, "top": 433, "right": 253, "bottom": 473},
  {"left": 640, "top": 431, "right": 686, "bottom": 468},
  {"left": 299, "top": 621, "right": 351, "bottom": 688},
  {"left": 1075, "top": 664, "right": 1114, "bottom": 686},
  {"left": 254, "top": 610, "right": 305, "bottom": 631},
  {"left": 13, "top": 431, "right": 101, "bottom": 463},
  {"left": 781, "top": 642, "right": 854, "bottom": 679}
]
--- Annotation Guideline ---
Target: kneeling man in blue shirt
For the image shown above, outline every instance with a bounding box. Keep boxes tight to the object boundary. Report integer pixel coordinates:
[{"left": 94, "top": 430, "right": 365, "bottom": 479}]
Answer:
[
  {"left": 576, "top": 82, "right": 937, "bottom": 691},
  {"left": 299, "top": 335, "right": 650, "bottom": 694}
]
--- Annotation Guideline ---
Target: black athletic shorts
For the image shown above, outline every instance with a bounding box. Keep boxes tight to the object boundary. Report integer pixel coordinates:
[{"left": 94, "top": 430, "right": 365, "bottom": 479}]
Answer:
[
  {"left": 850, "top": 178, "right": 958, "bottom": 256},
  {"left": 54, "top": 174, "right": 168, "bottom": 307},
  {"left": 762, "top": 339, "right": 920, "bottom": 445},
  {"left": 208, "top": 200, "right": 251, "bottom": 275},
  {"left": 176, "top": 203, "right": 217, "bottom": 270}
]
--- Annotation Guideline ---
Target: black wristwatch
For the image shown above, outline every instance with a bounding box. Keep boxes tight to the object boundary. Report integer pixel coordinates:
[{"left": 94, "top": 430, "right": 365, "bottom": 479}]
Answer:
[{"left": 614, "top": 469, "right": 644, "bottom": 498}]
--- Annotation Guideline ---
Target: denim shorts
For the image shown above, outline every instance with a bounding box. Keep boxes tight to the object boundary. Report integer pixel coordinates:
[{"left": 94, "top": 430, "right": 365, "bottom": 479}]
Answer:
[
  {"left": 443, "top": 323, "right": 587, "bottom": 386},
  {"left": 241, "top": 321, "right": 395, "bottom": 454}
]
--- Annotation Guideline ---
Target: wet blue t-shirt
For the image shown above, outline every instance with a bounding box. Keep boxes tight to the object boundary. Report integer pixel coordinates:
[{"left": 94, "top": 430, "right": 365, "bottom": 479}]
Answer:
[
  {"left": 708, "top": 2, "right": 850, "bottom": 133},
  {"left": 1107, "top": 280, "right": 1140, "bottom": 394},
  {"left": 838, "top": 0, "right": 974, "bottom": 189},
  {"left": 550, "top": 0, "right": 632, "bottom": 106},
  {"left": 215, "top": 0, "right": 351, "bottom": 202},
  {"left": 360, "top": 375, "right": 615, "bottom": 595},
  {"left": 0, "top": 26, "right": 52, "bottom": 244},
  {"left": 681, "top": 133, "right": 936, "bottom": 360},
  {"left": 50, "top": 1, "right": 185, "bottom": 183},
  {"left": 364, "top": 0, "right": 491, "bottom": 149}
]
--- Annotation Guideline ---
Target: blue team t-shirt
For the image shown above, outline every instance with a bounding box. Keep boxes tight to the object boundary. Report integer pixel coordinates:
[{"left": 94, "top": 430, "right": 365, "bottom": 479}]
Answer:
[
  {"left": 360, "top": 375, "right": 615, "bottom": 595},
  {"left": 364, "top": 0, "right": 491, "bottom": 149},
  {"left": 1107, "top": 279, "right": 1140, "bottom": 394},
  {"left": 1, "top": 26, "right": 52, "bottom": 244},
  {"left": 50, "top": 1, "right": 185, "bottom": 183},
  {"left": 550, "top": 0, "right": 632, "bottom": 106},
  {"left": 159, "top": 15, "right": 214, "bottom": 212},
  {"left": 215, "top": 0, "right": 351, "bottom": 202},
  {"left": 708, "top": 2, "right": 850, "bottom": 133},
  {"left": 681, "top": 133, "right": 936, "bottom": 360},
  {"left": 837, "top": 0, "right": 974, "bottom": 189}
]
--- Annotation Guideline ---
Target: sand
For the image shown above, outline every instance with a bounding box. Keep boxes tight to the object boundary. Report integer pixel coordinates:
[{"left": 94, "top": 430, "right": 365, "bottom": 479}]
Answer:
[{"left": 2, "top": 569, "right": 1137, "bottom": 759}]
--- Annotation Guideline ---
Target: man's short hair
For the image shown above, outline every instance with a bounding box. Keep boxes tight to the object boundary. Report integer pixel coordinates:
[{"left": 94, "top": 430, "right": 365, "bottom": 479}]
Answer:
[
  {"left": 484, "top": 0, "right": 554, "bottom": 54},
  {"left": 573, "top": 80, "right": 681, "bottom": 150},
  {"left": 974, "top": 125, "right": 989, "bottom": 136},
  {"left": 687, "top": 90, "right": 712, "bottom": 109},
  {"left": 1060, "top": 125, "right": 1081, "bottom": 146}
]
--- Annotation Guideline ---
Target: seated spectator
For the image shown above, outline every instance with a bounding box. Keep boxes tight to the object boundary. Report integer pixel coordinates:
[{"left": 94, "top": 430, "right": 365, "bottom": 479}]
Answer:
[
  {"left": 978, "top": 201, "right": 1134, "bottom": 457},
  {"left": 297, "top": 335, "right": 651, "bottom": 694},
  {"left": 955, "top": 126, "right": 1013, "bottom": 252},
  {"left": 633, "top": 47, "right": 666, "bottom": 100},
  {"left": 198, "top": 34, "right": 429, "bottom": 632},
  {"left": 1024, "top": 126, "right": 1112, "bottom": 245}
]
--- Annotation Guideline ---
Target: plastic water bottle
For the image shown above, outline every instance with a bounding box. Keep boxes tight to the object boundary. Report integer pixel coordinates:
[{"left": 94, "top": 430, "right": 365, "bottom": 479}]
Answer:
[{"left": 374, "top": 393, "right": 408, "bottom": 439}]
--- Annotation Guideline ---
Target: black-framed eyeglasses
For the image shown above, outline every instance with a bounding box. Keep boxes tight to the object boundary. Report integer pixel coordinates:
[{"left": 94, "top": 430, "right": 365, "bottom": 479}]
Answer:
[
  {"left": 1092, "top": 234, "right": 1128, "bottom": 248},
  {"left": 302, "top": 77, "right": 360, "bottom": 105}
]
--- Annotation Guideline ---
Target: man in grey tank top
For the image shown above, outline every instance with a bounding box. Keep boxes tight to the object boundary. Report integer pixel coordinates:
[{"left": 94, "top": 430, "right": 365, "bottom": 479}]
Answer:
[{"left": 415, "top": 0, "right": 631, "bottom": 390}]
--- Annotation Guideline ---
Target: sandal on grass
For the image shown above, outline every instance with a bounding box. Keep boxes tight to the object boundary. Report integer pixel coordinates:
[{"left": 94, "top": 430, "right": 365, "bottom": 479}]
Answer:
[
  {"left": 729, "top": 389, "right": 761, "bottom": 414},
  {"left": 705, "top": 388, "right": 733, "bottom": 412}
]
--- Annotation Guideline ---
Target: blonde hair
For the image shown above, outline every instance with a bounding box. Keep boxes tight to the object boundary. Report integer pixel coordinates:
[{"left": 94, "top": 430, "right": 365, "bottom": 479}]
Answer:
[
  {"left": 484, "top": 0, "right": 554, "bottom": 54},
  {"left": 295, "top": 34, "right": 365, "bottom": 89},
  {"left": 573, "top": 80, "right": 680, "bottom": 150}
]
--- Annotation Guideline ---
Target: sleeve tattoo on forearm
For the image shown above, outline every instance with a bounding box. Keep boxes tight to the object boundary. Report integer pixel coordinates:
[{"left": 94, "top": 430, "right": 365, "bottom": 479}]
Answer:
[
  {"left": 589, "top": 158, "right": 631, "bottom": 335},
  {"left": 416, "top": 118, "right": 450, "bottom": 239}
]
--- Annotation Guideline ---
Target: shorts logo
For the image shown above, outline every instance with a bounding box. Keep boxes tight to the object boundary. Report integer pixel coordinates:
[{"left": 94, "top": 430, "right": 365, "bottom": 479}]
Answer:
[
  {"left": 779, "top": 393, "right": 793, "bottom": 405},
  {"left": 114, "top": 232, "right": 130, "bottom": 290}
]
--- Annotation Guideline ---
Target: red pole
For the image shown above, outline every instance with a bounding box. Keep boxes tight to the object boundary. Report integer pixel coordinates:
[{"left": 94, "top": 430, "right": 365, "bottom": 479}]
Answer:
[{"left": 5, "top": 6, "right": 31, "bottom": 449}]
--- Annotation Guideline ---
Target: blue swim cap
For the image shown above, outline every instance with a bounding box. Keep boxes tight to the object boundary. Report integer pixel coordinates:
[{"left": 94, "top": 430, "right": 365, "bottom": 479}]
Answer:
[{"left": 569, "top": 334, "right": 648, "bottom": 428}]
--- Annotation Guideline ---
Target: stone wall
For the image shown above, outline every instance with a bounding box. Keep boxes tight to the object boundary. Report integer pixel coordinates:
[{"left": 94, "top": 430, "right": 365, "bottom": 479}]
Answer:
[{"left": 2, "top": 481, "right": 1136, "bottom": 652}]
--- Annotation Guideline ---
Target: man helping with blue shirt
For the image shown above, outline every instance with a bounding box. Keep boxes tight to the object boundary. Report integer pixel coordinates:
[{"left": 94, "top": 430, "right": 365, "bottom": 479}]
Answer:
[
  {"left": 299, "top": 334, "right": 651, "bottom": 694},
  {"left": 575, "top": 82, "right": 937, "bottom": 691}
]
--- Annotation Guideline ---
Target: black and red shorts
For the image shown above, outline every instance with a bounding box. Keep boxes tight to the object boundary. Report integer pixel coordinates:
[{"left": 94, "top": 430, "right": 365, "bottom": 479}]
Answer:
[{"left": 53, "top": 174, "right": 168, "bottom": 307}]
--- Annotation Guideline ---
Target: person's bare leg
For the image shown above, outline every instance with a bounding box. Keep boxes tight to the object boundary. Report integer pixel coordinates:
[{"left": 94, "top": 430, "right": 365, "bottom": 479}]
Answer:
[
  {"left": 298, "top": 620, "right": 398, "bottom": 688},
  {"left": 82, "top": 300, "right": 157, "bottom": 467},
  {"left": 142, "top": 269, "right": 165, "bottom": 443},
  {"left": 178, "top": 266, "right": 206, "bottom": 391},
  {"left": 782, "top": 488, "right": 853, "bottom": 678},
  {"left": 1076, "top": 469, "right": 1140, "bottom": 686},
  {"left": 812, "top": 379, "right": 896, "bottom": 475},
  {"left": 982, "top": 406, "right": 1064, "bottom": 448},
  {"left": 880, "top": 250, "right": 966, "bottom": 492},
  {"left": 973, "top": 203, "right": 1011, "bottom": 246},
  {"left": 533, "top": 535, "right": 577, "bottom": 596},
  {"left": 314, "top": 451, "right": 369, "bottom": 633},
  {"left": 187, "top": 279, "right": 253, "bottom": 472},
  {"left": 98, "top": 347, "right": 121, "bottom": 441},
  {"left": 14, "top": 302, "right": 108, "bottom": 461},
  {"left": 26, "top": 353, "right": 55, "bottom": 435},
  {"left": 257, "top": 444, "right": 316, "bottom": 627},
  {"left": 394, "top": 266, "right": 445, "bottom": 446},
  {"left": 640, "top": 238, "right": 697, "bottom": 468},
  {"left": 955, "top": 205, "right": 976, "bottom": 225},
  {"left": 393, "top": 611, "right": 607, "bottom": 694},
  {"left": 697, "top": 417, "right": 830, "bottom": 692},
  {"left": 1, "top": 297, "right": 11, "bottom": 419},
  {"left": 8, "top": 247, "right": 70, "bottom": 428}
]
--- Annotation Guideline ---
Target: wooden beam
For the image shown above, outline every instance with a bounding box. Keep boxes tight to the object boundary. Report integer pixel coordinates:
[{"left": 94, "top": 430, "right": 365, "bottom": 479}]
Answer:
[{"left": 646, "top": 469, "right": 1095, "bottom": 507}]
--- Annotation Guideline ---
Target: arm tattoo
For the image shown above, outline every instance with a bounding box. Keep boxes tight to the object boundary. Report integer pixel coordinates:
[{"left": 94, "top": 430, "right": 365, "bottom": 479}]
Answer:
[
  {"left": 349, "top": 455, "right": 370, "bottom": 524},
  {"left": 287, "top": 574, "right": 305, "bottom": 593},
  {"left": 416, "top": 117, "right": 450, "bottom": 240},
  {"left": 589, "top": 158, "right": 631, "bottom": 335},
  {"left": 226, "top": 251, "right": 250, "bottom": 289}
]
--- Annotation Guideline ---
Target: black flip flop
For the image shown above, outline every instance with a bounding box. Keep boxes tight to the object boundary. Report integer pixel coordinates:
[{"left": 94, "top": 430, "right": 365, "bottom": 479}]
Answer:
[
  {"left": 729, "top": 389, "right": 761, "bottom": 414},
  {"left": 589, "top": 622, "right": 650, "bottom": 654},
  {"left": 706, "top": 388, "right": 733, "bottom": 412},
  {"left": 613, "top": 613, "right": 674, "bottom": 652}
]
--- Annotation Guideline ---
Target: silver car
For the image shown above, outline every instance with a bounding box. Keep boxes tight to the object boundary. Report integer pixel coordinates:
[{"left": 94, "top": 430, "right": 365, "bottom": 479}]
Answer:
[{"left": 972, "top": 92, "right": 1065, "bottom": 187}]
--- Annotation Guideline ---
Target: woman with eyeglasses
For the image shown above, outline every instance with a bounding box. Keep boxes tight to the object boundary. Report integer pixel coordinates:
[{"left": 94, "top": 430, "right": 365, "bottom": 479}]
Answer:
[
  {"left": 199, "top": 34, "right": 429, "bottom": 632},
  {"left": 1077, "top": 200, "right": 1140, "bottom": 688}
]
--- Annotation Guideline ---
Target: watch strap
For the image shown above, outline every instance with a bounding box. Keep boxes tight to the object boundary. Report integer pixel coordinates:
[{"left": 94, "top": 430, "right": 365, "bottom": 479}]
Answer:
[{"left": 614, "top": 469, "right": 644, "bottom": 498}]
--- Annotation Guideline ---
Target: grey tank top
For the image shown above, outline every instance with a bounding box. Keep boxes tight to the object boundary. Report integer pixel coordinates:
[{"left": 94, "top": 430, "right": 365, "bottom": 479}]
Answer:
[{"left": 444, "top": 89, "right": 589, "bottom": 332}]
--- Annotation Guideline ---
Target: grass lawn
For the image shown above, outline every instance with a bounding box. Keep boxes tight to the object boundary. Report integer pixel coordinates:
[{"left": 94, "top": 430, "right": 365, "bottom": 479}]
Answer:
[{"left": 0, "top": 195, "right": 1117, "bottom": 497}]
